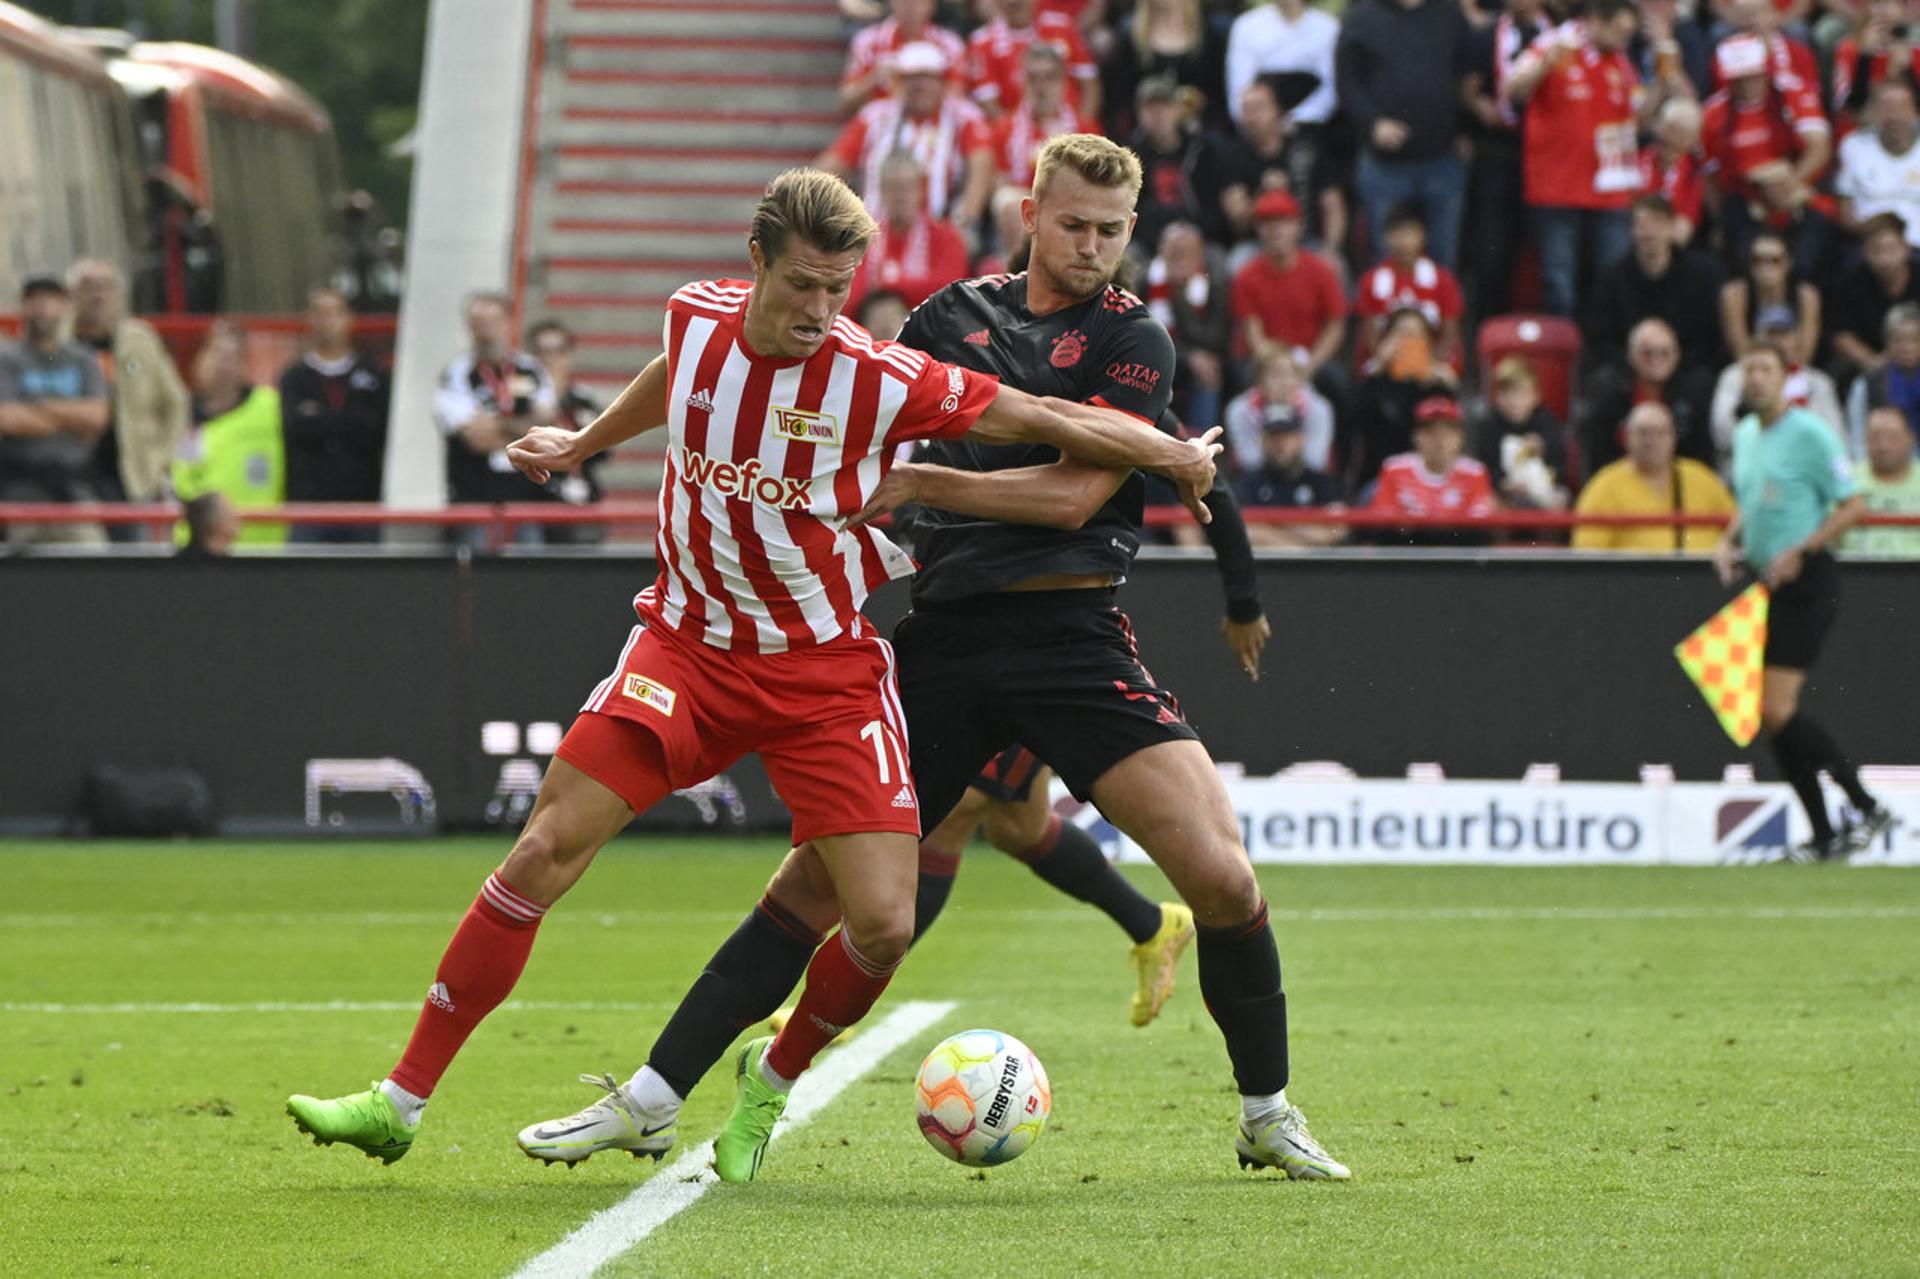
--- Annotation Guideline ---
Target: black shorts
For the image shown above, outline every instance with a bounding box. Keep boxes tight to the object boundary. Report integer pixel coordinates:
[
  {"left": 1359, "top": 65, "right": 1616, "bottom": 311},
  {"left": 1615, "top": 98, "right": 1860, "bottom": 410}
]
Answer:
[
  {"left": 973, "top": 745, "right": 1045, "bottom": 804},
  {"left": 1764, "top": 549, "right": 1841, "bottom": 670},
  {"left": 894, "top": 588, "right": 1200, "bottom": 833}
]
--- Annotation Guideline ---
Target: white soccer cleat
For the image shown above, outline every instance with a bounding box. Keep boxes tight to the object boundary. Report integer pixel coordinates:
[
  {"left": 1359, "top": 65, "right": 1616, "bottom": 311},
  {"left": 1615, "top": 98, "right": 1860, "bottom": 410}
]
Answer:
[
  {"left": 517, "top": 1072, "right": 677, "bottom": 1167},
  {"left": 1236, "top": 1105, "right": 1351, "bottom": 1181},
  {"left": 1843, "top": 804, "right": 1899, "bottom": 859}
]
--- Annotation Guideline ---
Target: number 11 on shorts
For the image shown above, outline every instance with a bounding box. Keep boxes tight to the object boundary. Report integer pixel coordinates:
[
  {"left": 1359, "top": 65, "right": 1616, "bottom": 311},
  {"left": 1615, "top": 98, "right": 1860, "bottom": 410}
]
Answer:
[{"left": 859, "top": 719, "right": 909, "bottom": 784}]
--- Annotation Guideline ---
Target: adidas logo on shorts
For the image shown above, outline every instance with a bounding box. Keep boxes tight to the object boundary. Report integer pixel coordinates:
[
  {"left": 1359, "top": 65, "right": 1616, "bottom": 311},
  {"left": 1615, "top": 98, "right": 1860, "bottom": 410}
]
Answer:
[{"left": 891, "top": 786, "right": 916, "bottom": 810}]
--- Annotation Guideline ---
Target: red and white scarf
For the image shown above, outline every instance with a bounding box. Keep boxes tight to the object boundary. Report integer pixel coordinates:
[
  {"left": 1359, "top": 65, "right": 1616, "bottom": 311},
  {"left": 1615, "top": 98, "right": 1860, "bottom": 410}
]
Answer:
[{"left": 1145, "top": 254, "right": 1209, "bottom": 330}]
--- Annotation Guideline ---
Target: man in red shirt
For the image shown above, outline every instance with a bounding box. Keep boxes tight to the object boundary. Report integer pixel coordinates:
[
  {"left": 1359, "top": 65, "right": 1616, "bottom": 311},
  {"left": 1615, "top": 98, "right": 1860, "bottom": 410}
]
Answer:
[
  {"left": 1354, "top": 205, "right": 1464, "bottom": 368},
  {"left": 1229, "top": 189, "right": 1349, "bottom": 401},
  {"left": 967, "top": 0, "right": 1099, "bottom": 119},
  {"left": 820, "top": 42, "right": 996, "bottom": 227},
  {"left": 1714, "top": 0, "right": 1820, "bottom": 92},
  {"left": 1700, "top": 32, "right": 1833, "bottom": 267},
  {"left": 839, "top": 0, "right": 968, "bottom": 114},
  {"left": 986, "top": 42, "right": 1094, "bottom": 189},
  {"left": 848, "top": 152, "right": 970, "bottom": 310},
  {"left": 1366, "top": 394, "right": 1498, "bottom": 544},
  {"left": 1504, "top": 0, "right": 1646, "bottom": 317}
]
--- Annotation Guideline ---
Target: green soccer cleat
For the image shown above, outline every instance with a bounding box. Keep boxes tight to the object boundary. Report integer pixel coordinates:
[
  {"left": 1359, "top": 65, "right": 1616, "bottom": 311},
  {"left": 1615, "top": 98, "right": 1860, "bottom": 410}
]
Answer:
[
  {"left": 1129, "top": 902, "right": 1196, "bottom": 1027},
  {"left": 286, "top": 1083, "right": 418, "bottom": 1165},
  {"left": 713, "top": 1036, "right": 787, "bottom": 1183},
  {"left": 1236, "top": 1104, "right": 1351, "bottom": 1181}
]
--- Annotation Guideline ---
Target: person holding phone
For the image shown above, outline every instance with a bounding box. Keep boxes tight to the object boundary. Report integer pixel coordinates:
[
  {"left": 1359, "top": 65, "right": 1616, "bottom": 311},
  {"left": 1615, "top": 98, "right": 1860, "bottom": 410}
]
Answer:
[{"left": 1830, "top": 0, "right": 1920, "bottom": 133}]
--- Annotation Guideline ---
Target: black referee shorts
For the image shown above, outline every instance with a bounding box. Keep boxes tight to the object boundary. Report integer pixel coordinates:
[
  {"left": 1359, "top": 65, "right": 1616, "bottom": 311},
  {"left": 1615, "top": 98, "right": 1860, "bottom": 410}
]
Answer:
[
  {"left": 895, "top": 588, "right": 1200, "bottom": 834},
  {"left": 1764, "top": 550, "right": 1841, "bottom": 671}
]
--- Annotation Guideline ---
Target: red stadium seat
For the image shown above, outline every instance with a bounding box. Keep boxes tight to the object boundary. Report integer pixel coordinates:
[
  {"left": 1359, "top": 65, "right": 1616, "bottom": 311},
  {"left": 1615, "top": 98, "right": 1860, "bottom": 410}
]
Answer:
[
  {"left": 1477, "top": 313, "right": 1586, "bottom": 485},
  {"left": 1477, "top": 314, "right": 1581, "bottom": 419}
]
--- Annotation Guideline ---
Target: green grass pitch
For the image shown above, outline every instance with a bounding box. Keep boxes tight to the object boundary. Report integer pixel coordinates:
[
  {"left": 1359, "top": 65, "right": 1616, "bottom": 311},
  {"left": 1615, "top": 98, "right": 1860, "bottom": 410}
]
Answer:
[{"left": 2, "top": 840, "right": 1915, "bottom": 1276}]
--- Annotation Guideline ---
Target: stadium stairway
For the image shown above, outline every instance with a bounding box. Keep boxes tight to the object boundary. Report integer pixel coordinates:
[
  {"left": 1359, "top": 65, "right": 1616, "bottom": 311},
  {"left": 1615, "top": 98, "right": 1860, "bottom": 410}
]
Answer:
[{"left": 518, "top": 0, "right": 847, "bottom": 510}]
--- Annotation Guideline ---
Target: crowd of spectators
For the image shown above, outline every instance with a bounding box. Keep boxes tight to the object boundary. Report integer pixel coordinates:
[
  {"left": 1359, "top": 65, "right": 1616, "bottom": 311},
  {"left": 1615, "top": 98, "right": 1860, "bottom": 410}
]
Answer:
[
  {"left": 0, "top": 264, "right": 614, "bottom": 551},
  {"left": 817, "top": 0, "right": 1920, "bottom": 550},
  {"left": 11, "top": 0, "right": 1920, "bottom": 554}
]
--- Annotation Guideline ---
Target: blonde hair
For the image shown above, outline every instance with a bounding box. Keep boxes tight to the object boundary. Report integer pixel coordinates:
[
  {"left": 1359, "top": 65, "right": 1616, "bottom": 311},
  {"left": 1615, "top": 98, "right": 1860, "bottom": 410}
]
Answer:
[
  {"left": 750, "top": 168, "right": 877, "bottom": 263},
  {"left": 1256, "top": 346, "right": 1302, "bottom": 380},
  {"left": 1492, "top": 355, "right": 1539, "bottom": 393},
  {"left": 1032, "top": 134, "right": 1144, "bottom": 204},
  {"left": 1131, "top": 0, "right": 1202, "bottom": 61}
]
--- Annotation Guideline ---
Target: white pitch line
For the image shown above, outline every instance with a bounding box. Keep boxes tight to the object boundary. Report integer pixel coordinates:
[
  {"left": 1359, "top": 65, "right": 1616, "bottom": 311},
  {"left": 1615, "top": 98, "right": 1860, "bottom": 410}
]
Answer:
[
  {"left": 0, "top": 910, "right": 760, "bottom": 930},
  {"left": 7, "top": 904, "right": 1919, "bottom": 930},
  {"left": 511, "top": 998, "right": 957, "bottom": 1279},
  {"left": 0, "top": 1000, "right": 676, "bottom": 1015}
]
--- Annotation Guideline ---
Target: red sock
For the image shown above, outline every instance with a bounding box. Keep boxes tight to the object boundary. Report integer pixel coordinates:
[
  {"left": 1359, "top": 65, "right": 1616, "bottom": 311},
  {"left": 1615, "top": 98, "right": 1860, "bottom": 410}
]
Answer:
[
  {"left": 388, "top": 872, "right": 547, "bottom": 1097},
  {"left": 764, "top": 929, "right": 897, "bottom": 1081}
]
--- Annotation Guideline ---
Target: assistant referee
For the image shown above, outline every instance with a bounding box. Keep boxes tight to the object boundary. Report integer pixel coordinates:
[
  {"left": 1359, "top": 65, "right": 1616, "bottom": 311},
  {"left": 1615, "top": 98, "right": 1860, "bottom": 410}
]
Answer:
[{"left": 1714, "top": 345, "right": 1895, "bottom": 860}]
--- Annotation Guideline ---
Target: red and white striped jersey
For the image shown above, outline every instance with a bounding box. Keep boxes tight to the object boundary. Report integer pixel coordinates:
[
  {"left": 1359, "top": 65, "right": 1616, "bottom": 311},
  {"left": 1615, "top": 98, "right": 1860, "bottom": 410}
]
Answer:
[
  {"left": 841, "top": 18, "right": 967, "bottom": 103},
  {"left": 826, "top": 96, "right": 991, "bottom": 220},
  {"left": 641, "top": 279, "right": 1000, "bottom": 654},
  {"left": 988, "top": 102, "right": 1093, "bottom": 187}
]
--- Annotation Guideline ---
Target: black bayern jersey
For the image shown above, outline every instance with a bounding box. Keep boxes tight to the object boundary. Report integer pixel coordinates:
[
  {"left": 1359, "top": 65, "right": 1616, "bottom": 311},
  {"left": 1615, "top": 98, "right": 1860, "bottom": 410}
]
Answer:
[{"left": 897, "top": 272, "right": 1178, "bottom": 602}]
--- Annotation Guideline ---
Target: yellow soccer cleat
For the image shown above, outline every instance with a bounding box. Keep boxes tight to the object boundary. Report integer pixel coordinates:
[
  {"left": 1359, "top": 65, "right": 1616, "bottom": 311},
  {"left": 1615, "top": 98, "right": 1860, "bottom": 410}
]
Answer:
[{"left": 1129, "top": 902, "right": 1196, "bottom": 1027}]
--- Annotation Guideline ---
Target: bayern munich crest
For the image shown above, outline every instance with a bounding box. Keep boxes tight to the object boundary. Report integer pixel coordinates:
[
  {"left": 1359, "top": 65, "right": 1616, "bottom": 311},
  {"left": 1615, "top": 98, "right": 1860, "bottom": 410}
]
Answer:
[{"left": 1049, "top": 330, "right": 1087, "bottom": 368}]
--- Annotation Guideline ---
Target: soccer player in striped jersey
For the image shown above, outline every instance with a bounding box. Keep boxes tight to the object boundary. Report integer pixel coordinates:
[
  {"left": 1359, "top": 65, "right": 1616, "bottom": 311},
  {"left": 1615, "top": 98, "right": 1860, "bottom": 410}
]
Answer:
[
  {"left": 518, "top": 137, "right": 1348, "bottom": 1184},
  {"left": 285, "top": 168, "right": 1221, "bottom": 1177}
]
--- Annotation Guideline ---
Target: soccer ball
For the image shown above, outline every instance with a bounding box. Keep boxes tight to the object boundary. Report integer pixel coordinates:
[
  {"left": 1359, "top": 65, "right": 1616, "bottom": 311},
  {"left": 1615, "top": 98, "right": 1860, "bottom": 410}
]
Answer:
[{"left": 913, "top": 1029, "right": 1051, "bottom": 1166}]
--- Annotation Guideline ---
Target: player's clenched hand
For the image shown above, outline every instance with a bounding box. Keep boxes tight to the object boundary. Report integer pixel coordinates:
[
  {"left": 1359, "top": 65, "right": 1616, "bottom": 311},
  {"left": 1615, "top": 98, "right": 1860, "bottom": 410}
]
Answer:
[
  {"left": 1223, "top": 614, "right": 1270, "bottom": 681},
  {"left": 1169, "top": 426, "right": 1224, "bottom": 525},
  {"left": 505, "top": 426, "right": 582, "bottom": 485},
  {"left": 843, "top": 463, "right": 921, "bottom": 530}
]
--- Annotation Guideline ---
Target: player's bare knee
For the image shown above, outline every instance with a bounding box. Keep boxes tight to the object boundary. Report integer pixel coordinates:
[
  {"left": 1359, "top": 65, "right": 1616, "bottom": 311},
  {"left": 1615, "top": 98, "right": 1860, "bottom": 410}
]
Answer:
[
  {"left": 1762, "top": 701, "right": 1797, "bottom": 733},
  {"left": 842, "top": 907, "right": 913, "bottom": 969},
  {"left": 1184, "top": 857, "right": 1261, "bottom": 929},
  {"left": 498, "top": 827, "right": 582, "bottom": 901}
]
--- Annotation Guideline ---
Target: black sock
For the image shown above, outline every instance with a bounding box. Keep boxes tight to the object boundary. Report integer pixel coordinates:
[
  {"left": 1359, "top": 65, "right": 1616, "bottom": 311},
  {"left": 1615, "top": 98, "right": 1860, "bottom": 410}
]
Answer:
[
  {"left": 1770, "top": 724, "right": 1835, "bottom": 842},
  {"left": 645, "top": 895, "right": 820, "bottom": 1098},
  {"left": 1007, "top": 814, "right": 1162, "bottom": 944},
  {"left": 1195, "top": 902, "right": 1289, "bottom": 1095},
  {"left": 1778, "top": 712, "right": 1874, "bottom": 812},
  {"left": 912, "top": 845, "right": 961, "bottom": 943}
]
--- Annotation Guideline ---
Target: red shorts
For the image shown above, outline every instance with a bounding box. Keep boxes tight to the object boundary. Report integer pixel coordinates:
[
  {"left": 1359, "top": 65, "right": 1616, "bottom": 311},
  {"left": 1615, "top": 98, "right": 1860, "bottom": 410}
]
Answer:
[{"left": 554, "top": 621, "right": 920, "bottom": 844}]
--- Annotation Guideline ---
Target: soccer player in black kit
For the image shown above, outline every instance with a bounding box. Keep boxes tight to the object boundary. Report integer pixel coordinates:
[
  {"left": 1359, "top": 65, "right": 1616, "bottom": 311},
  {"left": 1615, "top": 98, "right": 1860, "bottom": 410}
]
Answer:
[{"left": 516, "top": 137, "right": 1348, "bottom": 1181}]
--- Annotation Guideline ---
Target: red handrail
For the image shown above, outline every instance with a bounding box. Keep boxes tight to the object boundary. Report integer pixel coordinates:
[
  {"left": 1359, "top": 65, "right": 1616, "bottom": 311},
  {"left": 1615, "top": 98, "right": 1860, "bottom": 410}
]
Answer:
[{"left": 8, "top": 501, "right": 1920, "bottom": 550}]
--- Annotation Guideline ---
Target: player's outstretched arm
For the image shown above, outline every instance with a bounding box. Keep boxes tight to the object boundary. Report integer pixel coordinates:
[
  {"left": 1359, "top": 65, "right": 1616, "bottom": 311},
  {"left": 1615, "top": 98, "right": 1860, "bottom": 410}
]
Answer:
[
  {"left": 847, "top": 457, "right": 1129, "bottom": 531},
  {"left": 507, "top": 353, "right": 668, "bottom": 484},
  {"left": 964, "top": 385, "right": 1222, "bottom": 517}
]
